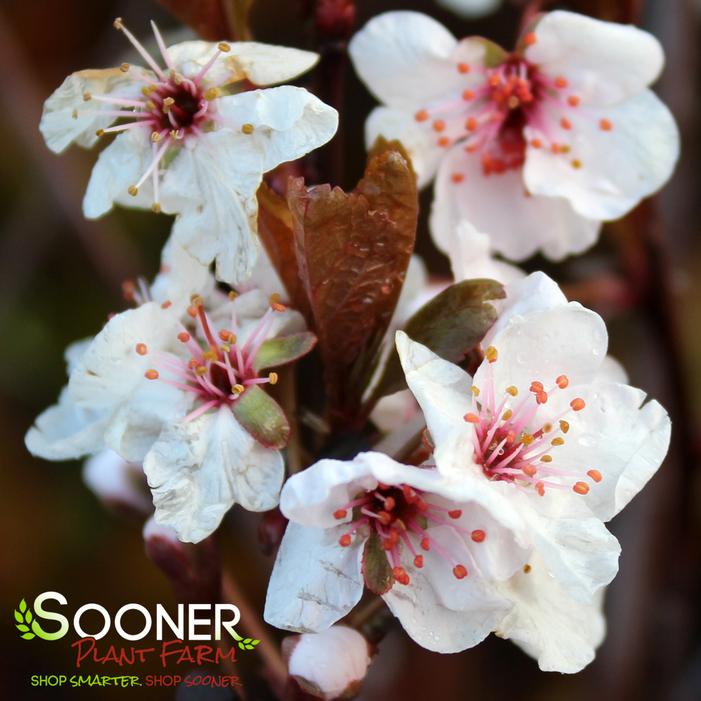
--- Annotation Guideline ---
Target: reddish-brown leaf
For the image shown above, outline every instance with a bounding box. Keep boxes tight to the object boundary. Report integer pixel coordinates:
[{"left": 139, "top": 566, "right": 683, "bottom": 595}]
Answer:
[{"left": 287, "top": 139, "right": 418, "bottom": 428}]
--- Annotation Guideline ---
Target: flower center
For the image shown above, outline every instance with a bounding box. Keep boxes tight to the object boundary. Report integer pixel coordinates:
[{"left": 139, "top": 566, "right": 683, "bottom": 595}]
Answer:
[
  {"left": 336, "top": 483, "right": 487, "bottom": 587},
  {"left": 140, "top": 293, "right": 284, "bottom": 423},
  {"left": 414, "top": 51, "right": 614, "bottom": 179},
  {"left": 463, "top": 346, "right": 602, "bottom": 497}
]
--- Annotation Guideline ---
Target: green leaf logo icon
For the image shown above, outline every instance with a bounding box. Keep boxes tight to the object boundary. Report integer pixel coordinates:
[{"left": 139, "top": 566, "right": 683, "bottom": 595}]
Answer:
[
  {"left": 14, "top": 599, "right": 35, "bottom": 640},
  {"left": 230, "top": 629, "right": 261, "bottom": 652}
]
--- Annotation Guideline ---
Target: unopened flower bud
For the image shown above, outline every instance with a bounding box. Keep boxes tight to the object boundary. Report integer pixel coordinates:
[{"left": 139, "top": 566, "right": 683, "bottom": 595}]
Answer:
[{"left": 284, "top": 626, "right": 371, "bottom": 700}]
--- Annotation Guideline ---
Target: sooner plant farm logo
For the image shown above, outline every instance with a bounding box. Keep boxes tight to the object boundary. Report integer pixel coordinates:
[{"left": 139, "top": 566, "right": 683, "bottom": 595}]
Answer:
[{"left": 14, "top": 592, "right": 260, "bottom": 650}]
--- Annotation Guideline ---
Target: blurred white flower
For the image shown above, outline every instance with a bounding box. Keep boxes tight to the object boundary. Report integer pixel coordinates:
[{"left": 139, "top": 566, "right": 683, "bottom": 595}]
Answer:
[
  {"left": 40, "top": 19, "right": 338, "bottom": 284},
  {"left": 350, "top": 10, "right": 678, "bottom": 262},
  {"left": 284, "top": 626, "right": 371, "bottom": 700},
  {"left": 436, "top": 0, "right": 501, "bottom": 20}
]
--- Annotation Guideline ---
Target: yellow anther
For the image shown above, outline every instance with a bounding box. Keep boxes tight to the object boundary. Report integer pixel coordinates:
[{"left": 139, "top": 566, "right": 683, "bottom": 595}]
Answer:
[
  {"left": 72, "top": 109, "right": 78, "bottom": 119},
  {"left": 120, "top": 62, "right": 130, "bottom": 72},
  {"left": 151, "top": 131, "right": 162, "bottom": 142},
  {"left": 540, "top": 455, "right": 553, "bottom": 463},
  {"left": 227, "top": 290, "right": 239, "bottom": 300},
  {"left": 521, "top": 434, "right": 534, "bottom": 446},
  {"left": 485, "top": 346, "right": 498, "bottom": 363},
  {"left": 571, "top": 159, "right": 582, "bottom": 169},
  {"left": 502, "top": 409, "right": 513, "bottom": 421},
  {"left": 83, "top": 92, "right": 92, "bottom": 102},
  {"left": 523, "top": 564, "right": 532, "bottom": 573},
  {"left": 542, "top": 422, "right": 553, "bottom": 433},
  {"left": 195, "top": 365, "right": 208, "bottom": 376},
  {"left": 233, "top": 383, "right": 245, "bottom": 394},
  {"left": 506, "top": 385, "right": 518, "bottom": 396},
  {"left": 113, "top": 16, "right": 124, "bottom": 30},
  {"left": 151, "top": 202, "right": 162, "bottom": 214},
  {"left": 218, "top": 42, "right": 231, "bottom": 52},
  {"left": 220, "top": 344, "right": 231, "bottom": 353},
  {"left": 470, "top": 386, "right": 480, "bottom": 396},
  {"left": 145, "top": 100, "right": 156, "bottom": 110},
  {"left": 162, "top": 97, "right": 175, "bottom": 112},
  {"left": 241, "top": 123, "right": 255, "bottom": 135},
  {"left": 204, "top": 87, "right": 221, "bottom": 101},
  {"left": 191, "top": 294, "right": 204, "bottom": 307},
  {"left": 95, "top": 128, "right": 105, "bottom": 137},
  {"left": 203, "top": 350, "right": 217, "bottom": 362},
  {"left": 269, "top": 372, "right": 279, "bottom": 385},
  {"left": 551, "top": 437, "right": 564, "bottom": 446},
  {"left": 559, "top": 420, "right": 570, "bottom": 433},
  {"left": 128, "top": 185, "right": 139, "bottom": 197}
]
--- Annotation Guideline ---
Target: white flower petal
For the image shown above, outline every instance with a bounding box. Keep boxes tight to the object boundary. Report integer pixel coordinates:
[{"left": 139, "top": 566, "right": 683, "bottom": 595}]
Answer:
[
  {"left": 526, "top": 11, "right": 665, "bottom": 106},
  {"left": 431, "top": 147, "right": 602, "bottom": 262},
  {"left": 547, "top": 383, "right": 670, "bottom": 522},
  {"left": 40, "top": 67, "right": 151, "bottom": 154},
  {"left": 82, "top": 128, "right": 153, "bottom": 219},
  {"left": 382, "top": 561, "right": 511, "bottom": 653},
  {"left": 149, "top": 236, "right": 215, "bottom": 310},
  {"left": 145, "top": 407, "right": 284, "bottom": 543},
  {"left": 524, "top": 91, "right": 679, "bottom": 221},
  {"left": 496, "top": 555, "right": 606, "bottom": 673},
  {"left": 25, "top": 388, "right": 109, "bottom": 460},
  {"left": 365, "top": 107, "right": 443, "bottom": 187},
  {"left": 167, "top": 41, "right": 319, "bottom": 87},
  {"left": 483, "top": 271, "right": 568, "bottom": 346},
  {"left": 517, "top": 494, "right": 620, "bottom": 603},
  {"left": 395, "top": 330, "right": 474, "bottom": 448},
  {"left": 349, "top": 11, "right": 483, "bottom": 110},
  {"left": 216, "top": 87, "right": 338, "bottom": 173},
  {"left": 475, "top": 302, "right": 609, "bottom": 394},
  {"left": 370, "top": 389, "right": 420, "bottom": 434},
  {"left": 264, "top": 522, "right": 364, "bottom": 633},
  {"left": 441, "top": 221, "right": 525, "bottom": 284},
  {"left": 164, "top": 131, "right": 262, "bottom": 285}
]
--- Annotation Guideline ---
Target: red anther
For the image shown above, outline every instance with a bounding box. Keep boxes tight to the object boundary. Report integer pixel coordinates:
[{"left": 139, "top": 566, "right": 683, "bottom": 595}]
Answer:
[
  {"left": 554, "top": 76, "right": 568, "bottom": 89},
  {"left": 178, "top": 331, "right": 191, "bottom": 343},
  {"left": 437, "top": 136, "right": 451, "bottom": 147},
  {"left": 587, "top": 469, "right": 602, "bottom": 483},
  {"left": 573, "top": 481, "right": 590, "bottom": 495},
  {"left": 535, "top": 481, "right": 545, "bottom": 496},
  {"left": 145, "top": 369, "right": 159, "bottom": 380},
  {"left": 384, "top": 496, "right": 396, "bottom": 511},
  {"left": 414, "top": 555, "right": 424, "bottom": 568},
  {"left": 377, "top": 510, "right": 392, "bottom": 526},
  {"left": 567, "top": 95, "right": 580, "bottom": 107},
  {"left": 188, "top": 358, "right": 199, "bottom": 369},
  {"left": 161, "top": 300, "right": 172, "bottom": 309},
  {"left": 187, "top": 305, "right": 198, "bottom": 318},
  {"left": 556, "top": 374, "right": 569, "bottom": 389},
  {"left": 466, "top": 117, "right": 478, "bottom": 132},
  {"left": 551, "top": 143, "right": 562, "bottom": 154},
  {"left": 420, "top": 536, "right": 431, "bottom": 551},
  {"left": 453, "top": 564, "right": 468, "bottom": 579},
  {"left": 402, "top": 485, "right": 417, "bottom": 503},
  {"left": 378, "top": 483, "right": 390, "bottom": 491},
  {"left": 522, "top": 464, "right": 537, "bottom": 477},
  {"left": 433, "top": 119, "right": 446, "bottom": 133},
  {"left": 599, "top": 118, "right": 613, "bottom": 131},
  {"left": 135, "top": 343, "right": 148, "bottom": 355},
  {"left": 524, "top": 32, "right": 537, "bottom": 46},
  {"left": 560, "top": 117, "right": 572, "bottom": 130},
  {"left": 333, "top": 509, "right": 347, "bottom": 520},
  {"left": 415, "top": 109, "right": 429, "bottom": 122},
  {"left": 536, "top": 391, "right": 548, "bottom": 405},
  {"left": 530, "top": 138, "right": 542, "bottom": 149},
  {"left": 392, "top": 566, "right": 410, "bottom": 585},
  {"left": 339, "top": 533, "right": 352, "bottom": 547},
  {"left": 451, "top": 173, "right": 465, "bottom": 183},
  {"left": 530, "top": 380, "right": 544, "bottom": 393},
  {"left": 462, "top": 89, "right": 475, "bottom": 101},
  {"left": 471, "top": 529, "right": 486, "bottom": 543},
  {"left": 457, "top": 62, "right": 470, "bottom": 74},
  {"left": 448, "top": 509, "right": 463, "bottom": 519},
  {"left": 464, "top": 412, "right": 480, "bottom": 424},
  {"left": 570, "top": 398, "right": 586, "bottom": 411}
]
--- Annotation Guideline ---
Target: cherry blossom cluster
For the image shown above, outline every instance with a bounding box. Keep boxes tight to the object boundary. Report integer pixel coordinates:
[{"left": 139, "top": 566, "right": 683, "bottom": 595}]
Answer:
[{"left": 25, "top": 6, "right": 676, "bottom": 692}]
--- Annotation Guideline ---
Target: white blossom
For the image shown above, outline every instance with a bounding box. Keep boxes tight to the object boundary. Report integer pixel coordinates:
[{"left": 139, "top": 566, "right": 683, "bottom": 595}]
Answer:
[
  {"left": 40, "top": 19, "right": 338, "bottom": 284},
  {"left": 349, "top": 10, "right": 678, "bottom": 262}
]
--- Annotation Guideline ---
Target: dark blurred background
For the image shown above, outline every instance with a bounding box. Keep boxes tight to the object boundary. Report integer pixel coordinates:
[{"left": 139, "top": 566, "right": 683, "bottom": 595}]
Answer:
[{"left": 1, "top": 0, "right": 700, "bottom": 699}]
